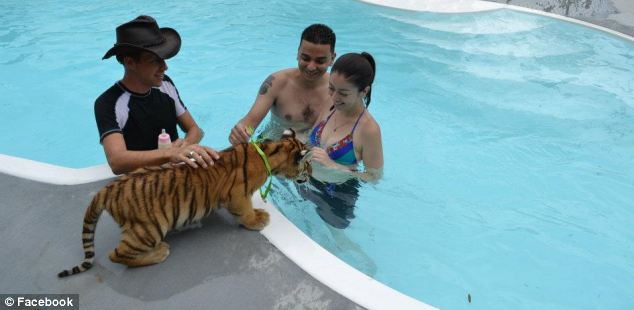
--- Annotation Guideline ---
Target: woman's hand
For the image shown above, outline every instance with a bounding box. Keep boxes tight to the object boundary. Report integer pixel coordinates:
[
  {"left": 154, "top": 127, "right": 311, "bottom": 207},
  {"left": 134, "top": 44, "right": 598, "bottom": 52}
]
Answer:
[
  {"left": 310, "top": 147, "right": 337, "bottom": 169},
  {"left": 309, "top": 147, "right": 383, "bottom": 184},
  {"left": 309, "top": 147, "right": 355, "bottom": 184}
]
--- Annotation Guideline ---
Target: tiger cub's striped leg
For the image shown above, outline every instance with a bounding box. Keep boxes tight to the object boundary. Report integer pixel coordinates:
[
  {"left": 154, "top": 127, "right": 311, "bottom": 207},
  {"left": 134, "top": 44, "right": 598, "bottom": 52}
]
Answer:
[
  {"left": 108, "top": 225, "right": 170, "bottom": 267},
  {"left": 228, "top": 197, "right": 270, "bottom": 231},
  {"left": 137, "top": 242, "right": 170, "bottom": 265}
]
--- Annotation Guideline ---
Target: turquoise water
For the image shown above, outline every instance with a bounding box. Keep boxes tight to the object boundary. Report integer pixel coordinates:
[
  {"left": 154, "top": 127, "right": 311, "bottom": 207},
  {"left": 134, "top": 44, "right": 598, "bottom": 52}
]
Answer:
[{"left": 2, "top": 1, "right": 634, "bottom": 309}]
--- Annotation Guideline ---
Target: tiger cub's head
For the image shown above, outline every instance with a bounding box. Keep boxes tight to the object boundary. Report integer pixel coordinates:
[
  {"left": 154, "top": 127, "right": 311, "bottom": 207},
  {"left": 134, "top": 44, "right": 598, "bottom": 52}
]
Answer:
[{"left": 269, "top": 129, "right": 311, "bottom": 183}]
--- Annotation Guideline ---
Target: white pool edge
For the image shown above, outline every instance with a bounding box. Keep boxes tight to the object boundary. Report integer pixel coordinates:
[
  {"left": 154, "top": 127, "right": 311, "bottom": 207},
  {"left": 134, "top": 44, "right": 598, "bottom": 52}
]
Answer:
[
  {"left": 358, "top": 0, "right": 634, "bottom": 43},
  {"left": 258, "top": 198, "right": 435, "bottom": 310},
  {"left": 0, "top": 155, "right": 435, "bottom": 309},
  {"left": 0, "top": 154, "right": 115, "bottom": 185}
]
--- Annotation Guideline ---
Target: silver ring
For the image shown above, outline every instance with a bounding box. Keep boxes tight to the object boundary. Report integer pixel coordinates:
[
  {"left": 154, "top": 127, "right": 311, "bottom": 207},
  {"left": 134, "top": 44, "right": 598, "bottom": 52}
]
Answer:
[{"left": 188, "top": 150, "right": 196, "bottom": 158}]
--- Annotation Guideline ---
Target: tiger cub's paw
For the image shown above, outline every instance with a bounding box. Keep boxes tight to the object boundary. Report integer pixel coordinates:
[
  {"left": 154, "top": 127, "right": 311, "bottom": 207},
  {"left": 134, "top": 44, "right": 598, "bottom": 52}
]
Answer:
[{"left": 243, "top": 208, "right": 270, "bottom": 231}]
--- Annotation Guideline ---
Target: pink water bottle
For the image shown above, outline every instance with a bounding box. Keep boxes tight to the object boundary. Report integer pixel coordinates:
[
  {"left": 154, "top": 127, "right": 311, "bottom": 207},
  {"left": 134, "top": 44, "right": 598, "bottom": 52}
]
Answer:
[{"left": 158, "top": 129, "right": 172, "bottom": 149}]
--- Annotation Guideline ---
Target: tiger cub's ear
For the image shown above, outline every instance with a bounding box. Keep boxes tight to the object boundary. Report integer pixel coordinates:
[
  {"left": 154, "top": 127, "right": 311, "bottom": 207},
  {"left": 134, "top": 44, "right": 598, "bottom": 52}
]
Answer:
[{"left": 282, "top": 128, "right": 296, "bottom": 139}]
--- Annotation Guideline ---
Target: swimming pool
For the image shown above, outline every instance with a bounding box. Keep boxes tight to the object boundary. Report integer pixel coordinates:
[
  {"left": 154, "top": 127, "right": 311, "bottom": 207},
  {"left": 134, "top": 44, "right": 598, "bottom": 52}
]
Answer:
[{"left": 1, "top": 0, "right": 633, "bottom": 309}]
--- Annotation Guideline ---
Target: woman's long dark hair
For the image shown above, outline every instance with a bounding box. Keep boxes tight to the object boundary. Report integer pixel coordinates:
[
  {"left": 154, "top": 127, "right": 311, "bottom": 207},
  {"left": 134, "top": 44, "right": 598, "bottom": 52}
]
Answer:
[{"left": 331, "top": 52, "right": 376, "bottom": 107}]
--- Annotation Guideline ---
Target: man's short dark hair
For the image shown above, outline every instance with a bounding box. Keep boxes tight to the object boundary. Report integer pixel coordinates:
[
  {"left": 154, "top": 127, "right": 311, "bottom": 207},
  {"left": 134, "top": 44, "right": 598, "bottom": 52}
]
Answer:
[
  {"left": 115, "top": 47, "right": 144, "bottom": 65},
  {"left": 300, "top": 24, "right": 336, "bottom": 53}
]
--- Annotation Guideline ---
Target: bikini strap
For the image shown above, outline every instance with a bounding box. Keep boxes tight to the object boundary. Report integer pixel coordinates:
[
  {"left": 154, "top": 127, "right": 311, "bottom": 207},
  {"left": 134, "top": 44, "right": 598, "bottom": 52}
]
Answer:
[
  {"left": 323, "top": 109, "right": 337, "bottom": 126},
  {"left": 351, "top": 109, "right": 366, "bottom": 133}
]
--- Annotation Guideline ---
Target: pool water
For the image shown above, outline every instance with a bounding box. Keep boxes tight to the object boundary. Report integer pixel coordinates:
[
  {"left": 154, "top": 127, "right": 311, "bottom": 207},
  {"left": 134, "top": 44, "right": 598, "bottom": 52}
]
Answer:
[{"left": 1, "top": 1, "right": 634, "bottom": 309}]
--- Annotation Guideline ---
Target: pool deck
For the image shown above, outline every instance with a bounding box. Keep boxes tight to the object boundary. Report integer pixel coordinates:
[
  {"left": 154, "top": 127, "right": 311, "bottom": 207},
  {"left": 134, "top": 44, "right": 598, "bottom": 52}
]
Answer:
[
  {"left": 361, "top": 0, "right": 634, "bottom": 40},
  {"left": 0, "top": 172, "right": 363, "bottom": 310},
  {"left": 0, "top": 156, "right": 430, "bottom": 310},
  {"left": 484, "top": 0, "right": 634, "bottom": 37},
  {"left": 1, "top": 1, "right": 633, "bottom": 310}
]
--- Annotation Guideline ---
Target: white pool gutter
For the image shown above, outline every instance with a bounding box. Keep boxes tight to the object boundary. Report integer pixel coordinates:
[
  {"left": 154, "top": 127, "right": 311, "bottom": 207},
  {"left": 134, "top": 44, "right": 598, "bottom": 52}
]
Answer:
[{"left": 0, "top": 154, "right": 115, "bottom": 185}]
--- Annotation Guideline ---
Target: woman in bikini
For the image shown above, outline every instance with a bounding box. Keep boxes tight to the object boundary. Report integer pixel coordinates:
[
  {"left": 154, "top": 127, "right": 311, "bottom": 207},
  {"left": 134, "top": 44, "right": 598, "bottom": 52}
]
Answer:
[{"left": 302, "top": 52, "right": 383, "bottom": 229}]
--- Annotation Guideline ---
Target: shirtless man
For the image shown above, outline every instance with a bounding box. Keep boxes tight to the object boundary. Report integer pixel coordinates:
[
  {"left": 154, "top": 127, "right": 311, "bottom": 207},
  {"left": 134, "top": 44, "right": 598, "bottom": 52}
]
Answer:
[{"left": 228, "top": 24, "right": 336, "bottom": 144}]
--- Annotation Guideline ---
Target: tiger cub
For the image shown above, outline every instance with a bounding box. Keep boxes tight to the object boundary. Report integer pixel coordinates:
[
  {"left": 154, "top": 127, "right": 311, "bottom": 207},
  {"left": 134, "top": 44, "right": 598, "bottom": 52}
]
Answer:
[{"left": 59, "top": 129, "right": 310, "bottom": 277}]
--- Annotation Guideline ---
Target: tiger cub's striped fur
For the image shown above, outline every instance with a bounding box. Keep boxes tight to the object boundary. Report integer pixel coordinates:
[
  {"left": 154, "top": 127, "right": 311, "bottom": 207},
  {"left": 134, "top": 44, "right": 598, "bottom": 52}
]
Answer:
[{"left": 58, "top": 130, "right": 310, "bottom": 277}]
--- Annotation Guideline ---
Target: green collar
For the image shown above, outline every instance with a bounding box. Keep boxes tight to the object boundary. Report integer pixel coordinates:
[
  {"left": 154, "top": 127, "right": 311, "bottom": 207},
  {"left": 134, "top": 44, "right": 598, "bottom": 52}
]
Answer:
[{"left": 247, "top": 126, "right": 272, "bottom": 201}]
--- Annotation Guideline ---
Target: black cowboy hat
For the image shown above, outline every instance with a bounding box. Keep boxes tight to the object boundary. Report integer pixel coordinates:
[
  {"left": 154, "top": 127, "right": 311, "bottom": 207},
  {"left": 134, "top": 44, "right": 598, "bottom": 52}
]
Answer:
[{"left": 102, "top": 15, "right": 181, "bottom": 60}]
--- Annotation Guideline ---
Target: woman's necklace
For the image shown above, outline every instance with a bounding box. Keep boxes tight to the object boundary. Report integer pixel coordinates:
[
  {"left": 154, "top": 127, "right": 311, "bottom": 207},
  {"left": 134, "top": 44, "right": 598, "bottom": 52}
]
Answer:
[
  {"left": 333, "top": 106, "right": 365, "bottom": 132},
  {"left": 332, "top": 111, "right": 347, "bottom": 132}
]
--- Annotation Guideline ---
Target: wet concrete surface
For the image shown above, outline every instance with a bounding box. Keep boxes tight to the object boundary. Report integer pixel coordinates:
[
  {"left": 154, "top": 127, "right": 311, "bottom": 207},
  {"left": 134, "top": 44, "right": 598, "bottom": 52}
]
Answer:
[{"left": 0, "top": 173, "right": 363, "bottom": 310}]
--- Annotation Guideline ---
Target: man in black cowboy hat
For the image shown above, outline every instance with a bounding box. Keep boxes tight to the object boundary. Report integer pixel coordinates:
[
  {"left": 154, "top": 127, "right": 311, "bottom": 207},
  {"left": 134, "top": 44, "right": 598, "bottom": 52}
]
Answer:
[{"left": 95, "top": 15, "right": 219, "bottom": 174}]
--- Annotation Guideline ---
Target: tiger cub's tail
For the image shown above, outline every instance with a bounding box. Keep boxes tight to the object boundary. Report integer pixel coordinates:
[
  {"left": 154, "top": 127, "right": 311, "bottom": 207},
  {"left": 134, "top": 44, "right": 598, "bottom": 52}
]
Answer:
[{"left": 58, "top": 192, "right": 107, "bottom": 278}]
